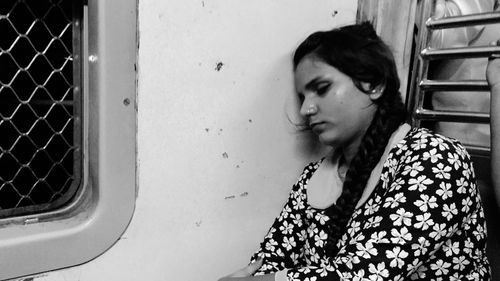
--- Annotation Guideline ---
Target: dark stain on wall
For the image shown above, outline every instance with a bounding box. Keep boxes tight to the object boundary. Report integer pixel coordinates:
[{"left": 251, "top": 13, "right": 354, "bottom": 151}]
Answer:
[{"left": 215, "top": 61, "right": 224, "bottom": 71}]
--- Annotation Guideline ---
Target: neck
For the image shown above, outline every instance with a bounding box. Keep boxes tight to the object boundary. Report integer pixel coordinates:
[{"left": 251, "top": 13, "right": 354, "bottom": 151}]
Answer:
[
  {"left": 341, "top": 135, "right": 363, "bottom": 167},
  {"left": 341, "top": 110, "right": 377, "bottom": 166},
  {"left": 337, "top": 154, "right": 348, "bottom": 181}
]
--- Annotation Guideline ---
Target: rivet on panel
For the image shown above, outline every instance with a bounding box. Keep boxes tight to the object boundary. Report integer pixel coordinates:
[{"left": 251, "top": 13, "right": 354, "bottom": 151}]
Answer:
[{"left": 88, "top": 55, "right": 98, "bottom": 62}]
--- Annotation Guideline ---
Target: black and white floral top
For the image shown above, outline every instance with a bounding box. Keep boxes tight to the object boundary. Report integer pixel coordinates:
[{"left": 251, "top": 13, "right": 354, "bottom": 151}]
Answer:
[{"left": 250, "top": 128, "right": 490, "bottom": 280}]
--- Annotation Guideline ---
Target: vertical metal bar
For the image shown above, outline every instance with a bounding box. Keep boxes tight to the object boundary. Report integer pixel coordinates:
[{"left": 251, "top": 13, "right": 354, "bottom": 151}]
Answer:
[
  {"left": 69, "top": 0, "right": 83, "bottom": 205},
  {"left": 406, "top": 0, "right": 436, "bottom": 127}
]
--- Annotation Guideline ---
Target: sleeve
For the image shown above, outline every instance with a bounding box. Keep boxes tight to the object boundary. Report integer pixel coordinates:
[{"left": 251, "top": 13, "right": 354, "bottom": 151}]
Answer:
[
  {"left": 250, "top": 165, "right": 311, "bottom": 275},
  {"left": 281, "top": 134, "right": 482, "bottom": 281},
  {"left": 430, "top": 0, "right": 495, "bottom": 48}
]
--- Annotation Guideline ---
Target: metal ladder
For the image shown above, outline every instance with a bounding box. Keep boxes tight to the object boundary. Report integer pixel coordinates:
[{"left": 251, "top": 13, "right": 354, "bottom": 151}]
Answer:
[{"left": 406, "top": 0, "right": 500, "bottom": 157}]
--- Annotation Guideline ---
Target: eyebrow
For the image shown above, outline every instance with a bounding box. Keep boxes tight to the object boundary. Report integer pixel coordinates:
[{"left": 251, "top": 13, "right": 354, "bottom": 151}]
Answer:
[
  {"left": 304, "top": 77, "right": 330, "bottom": 91},
  {"left": 297, "top": 76, "right": 330, "bottom": 96}
]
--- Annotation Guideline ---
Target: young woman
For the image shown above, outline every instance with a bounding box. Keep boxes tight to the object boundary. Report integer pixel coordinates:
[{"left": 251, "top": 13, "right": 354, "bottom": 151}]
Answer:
[{"left": 220, "top": 22, "right": 492, "bottom": 281}]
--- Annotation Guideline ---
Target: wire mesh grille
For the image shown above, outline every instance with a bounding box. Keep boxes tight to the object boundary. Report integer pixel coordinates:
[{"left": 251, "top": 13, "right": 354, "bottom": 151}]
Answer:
[{"left": 0, "top": 0, "right": 82, "bottom": 218}]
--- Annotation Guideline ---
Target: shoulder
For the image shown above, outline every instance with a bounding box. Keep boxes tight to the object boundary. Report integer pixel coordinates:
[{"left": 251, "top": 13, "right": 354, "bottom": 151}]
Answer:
[
  {"left": 377, "top": 128, "right": 479, "bottom": 210},
  {"left": 392, "top": 127, "right": 471, "bottom": 164},
  {"left": 381, "top": 127, "right": 476, "bottom": 190}
]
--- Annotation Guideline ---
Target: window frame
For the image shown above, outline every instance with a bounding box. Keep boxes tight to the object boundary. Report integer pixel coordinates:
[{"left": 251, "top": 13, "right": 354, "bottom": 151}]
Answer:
[{"left": 0, "top": 0, "right": 137, "bottom": 279}]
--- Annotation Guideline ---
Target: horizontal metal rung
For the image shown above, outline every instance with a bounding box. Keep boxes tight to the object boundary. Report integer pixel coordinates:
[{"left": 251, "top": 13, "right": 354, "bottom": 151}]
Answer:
[
  {"left": 421, "top": 46, "right": 500, "bottom": 59},
  {"left": 415, "top": 109, "right": 489, "bottom": 123},
  {"left": 419, "top": 80, "right": 489, "bottom": 91},
  {"left": 427, "top": 11, "right": 500, "bottom": 29},
  {"left": 465, "top": 144, "right": 490, "bottom": 157}
]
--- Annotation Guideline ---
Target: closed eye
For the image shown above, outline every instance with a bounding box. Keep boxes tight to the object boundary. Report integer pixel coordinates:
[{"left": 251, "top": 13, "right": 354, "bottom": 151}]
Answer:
[{"left": 316, "top": 82, "right": 331, "bottom": 96}]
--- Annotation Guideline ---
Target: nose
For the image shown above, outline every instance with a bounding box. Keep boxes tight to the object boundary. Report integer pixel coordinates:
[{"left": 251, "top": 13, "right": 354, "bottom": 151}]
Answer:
[{"left": 300, "top": 100, "right": 318, "bottom": 117}]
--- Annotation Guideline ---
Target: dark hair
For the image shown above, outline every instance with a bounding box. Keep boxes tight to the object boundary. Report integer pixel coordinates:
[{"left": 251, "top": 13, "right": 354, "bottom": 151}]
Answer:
[{"left": 293, "top": 22, "right": 407, "bottom": 254}]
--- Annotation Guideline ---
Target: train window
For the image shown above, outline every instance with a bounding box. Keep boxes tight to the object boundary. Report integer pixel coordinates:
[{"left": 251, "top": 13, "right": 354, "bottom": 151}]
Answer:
[
  {"left": 0, "top": 0, "right": 83, "bottom": 218},
  {"left": 0, "top": 0, "right": 137, "bottom": 279}
]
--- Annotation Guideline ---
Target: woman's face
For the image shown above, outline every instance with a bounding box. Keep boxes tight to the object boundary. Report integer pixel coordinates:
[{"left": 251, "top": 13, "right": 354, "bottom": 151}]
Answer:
[{"left": 294, "top": 56, "right": 379, "bottom": 150}]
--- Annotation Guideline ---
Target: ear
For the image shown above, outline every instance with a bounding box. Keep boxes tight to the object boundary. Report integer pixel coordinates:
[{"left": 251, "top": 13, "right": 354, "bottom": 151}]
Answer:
[{"left": 367, "top": 84, "right": 385, "bottom": 101}]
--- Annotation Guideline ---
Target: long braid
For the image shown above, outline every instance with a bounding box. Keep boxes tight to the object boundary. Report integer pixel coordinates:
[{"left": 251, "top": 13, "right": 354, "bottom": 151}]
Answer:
[{"left": 324, "top": 93, "right": 406, "bottom": 254}]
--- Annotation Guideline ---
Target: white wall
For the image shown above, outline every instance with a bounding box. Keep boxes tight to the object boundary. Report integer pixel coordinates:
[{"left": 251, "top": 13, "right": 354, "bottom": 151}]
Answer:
[{"left": 35, "top": 1, "right": 356, "bottom": 280}]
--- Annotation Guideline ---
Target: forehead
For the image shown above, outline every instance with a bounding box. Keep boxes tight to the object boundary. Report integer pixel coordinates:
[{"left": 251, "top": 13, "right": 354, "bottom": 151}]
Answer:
[{"left": 294, "top": 56, "right": 343, "bottom": 90}]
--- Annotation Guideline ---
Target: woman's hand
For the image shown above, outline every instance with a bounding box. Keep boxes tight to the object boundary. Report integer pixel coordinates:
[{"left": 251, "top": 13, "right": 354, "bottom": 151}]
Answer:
[
  {"left": 487, "top": 39, "right": 500, "bottom": 89},
  {"left": 218, "top": 259, "right": 263, "bottom": 281}
]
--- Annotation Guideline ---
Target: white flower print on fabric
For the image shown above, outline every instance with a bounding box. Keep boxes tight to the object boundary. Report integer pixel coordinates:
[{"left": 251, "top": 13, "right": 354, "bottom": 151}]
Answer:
[
  {"left": 429, "top": 136, "right": 450, "bottom": 151},
  {"left": 414, "top": 194, "right": 438, "bottom": 212},
  {"left": 390, "top": 227, "right": 413, "bottom": 244},
  {"left": 364, "top": 199, "right": 380, "bottom": 216},
  {"left": 280, "top": 221, "right": 294, "bottom": 235},
  {"left": 412, "top": 236, "right": 430, "bottom": 257},
  {"left": 411, "top": 137, "right": 428, "bottom": 150},
  {"left": 408, "top": 175, "right": 433, "bottom": 192},
  {"left": 370, "top": 231, "right": 389, "bottom": 244},
  {"left": 314, "top": 212, "right": 329, "bottom": 225},
  {"left": 389, "top": 208, "right": 413, "bottom": 226},
  {"left": 430, "top": 259, "right": 451, "bottom": 276},
  {"left": 356, "top": 242, "right": 378, "bottom": 259},
  {"left": 429, "top": 223, "right": 447, "bottom": 240},
  {"left": 368, "top": 262, "right": 389, "bottom": 281},
  {"left": 447, "top": 152, "right": 462, "bottom": 170},
  {"left": 386, "top": 246, "right": 409, "bottom": 268},
  {"left": 314, "top": 230, "right": 327, "bottom": 248},
  {"left": 432, "top": 162, "right": 452, "bottom": 179},
  {"left": 436, "top": 182, "right": 453, "bottom": 200},
  {"left": 422, "top": 148, "right": 442, "bottom": 163},
  {"left": 442, "top": 203, "right": 458, "bottom": 221},
  {"left": 364, "top": 216, "right": 383, "bottom": 229},
  {"left": 443, "top": 240, "right": 460, "bottom": 257},
  {"left": 456, "top": 177, "right": 469, "bottom": 194},
  {"left": 383, "top": 192, "right": 406, "bottom": 209},
  {"left": 249, "top": 128, "right": 490, "bottom": 281},
  {"left": 402, "top": 161, "right": 424, "bottom": 177},
  {"left": 415, "top": 212, "right": 434, "bottom": 230}
]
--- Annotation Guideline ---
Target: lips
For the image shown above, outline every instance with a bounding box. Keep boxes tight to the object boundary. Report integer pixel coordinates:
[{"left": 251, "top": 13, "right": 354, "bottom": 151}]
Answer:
[{"left": 310, "top": 121, "right": 325, "bottom": 131}]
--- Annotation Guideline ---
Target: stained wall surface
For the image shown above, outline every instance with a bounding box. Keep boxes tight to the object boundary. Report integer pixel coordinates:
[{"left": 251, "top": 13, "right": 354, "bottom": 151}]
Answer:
[{"left": 34, "top": 1, "right": 356, "bottom": 280}]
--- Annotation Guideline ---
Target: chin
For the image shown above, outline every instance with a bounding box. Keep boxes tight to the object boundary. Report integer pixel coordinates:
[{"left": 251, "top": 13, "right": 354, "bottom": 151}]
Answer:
[{"left": 317, "top": 134, "right": 339, "bottom": 147}]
